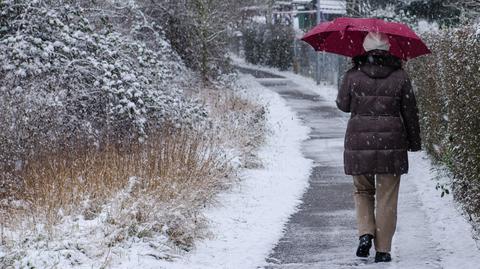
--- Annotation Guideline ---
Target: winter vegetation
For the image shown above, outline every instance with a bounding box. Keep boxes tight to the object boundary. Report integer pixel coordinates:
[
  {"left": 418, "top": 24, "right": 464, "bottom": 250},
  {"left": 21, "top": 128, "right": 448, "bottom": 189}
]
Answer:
[
  {"left": 0, "top": 0, "right": 267, "bottom": 267},
  {"left": 241, "top": 22, "right": 295, "bottom": 70},
  {"left": 135, "top": 0, "right": 245, "bottom": 80},
  {"left": 407, "top": 25, "right": 480, "bottom": 237}
]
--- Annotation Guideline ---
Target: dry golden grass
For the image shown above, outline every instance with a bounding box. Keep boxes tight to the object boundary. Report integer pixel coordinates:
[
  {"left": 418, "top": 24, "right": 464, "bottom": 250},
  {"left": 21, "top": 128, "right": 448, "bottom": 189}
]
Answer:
[
  {"left": 0, "top": 126, "right": 231, "bottom": 247},
  {"left": 0, "top": 82, "right": 267, "bottom": 257}
]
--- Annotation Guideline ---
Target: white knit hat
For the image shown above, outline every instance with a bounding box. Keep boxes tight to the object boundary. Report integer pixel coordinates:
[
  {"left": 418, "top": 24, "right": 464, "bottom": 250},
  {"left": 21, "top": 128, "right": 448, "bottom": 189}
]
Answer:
[{"left": 363, "top": 32, "right": 391, "bottom": 52}]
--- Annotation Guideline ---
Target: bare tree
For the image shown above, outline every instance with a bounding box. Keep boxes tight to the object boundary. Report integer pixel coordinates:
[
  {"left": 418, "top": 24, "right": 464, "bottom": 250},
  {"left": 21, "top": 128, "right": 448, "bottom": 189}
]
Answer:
[{"left": 126, "top": 0, "right": 255, "bottom": 82}]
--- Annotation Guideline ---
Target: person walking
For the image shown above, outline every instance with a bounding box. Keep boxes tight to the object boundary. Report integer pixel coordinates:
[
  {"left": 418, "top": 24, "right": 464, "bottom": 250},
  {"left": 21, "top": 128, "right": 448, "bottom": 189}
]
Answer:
[{"left": 335, "top": 32, "right": 422, "bottom": 263}]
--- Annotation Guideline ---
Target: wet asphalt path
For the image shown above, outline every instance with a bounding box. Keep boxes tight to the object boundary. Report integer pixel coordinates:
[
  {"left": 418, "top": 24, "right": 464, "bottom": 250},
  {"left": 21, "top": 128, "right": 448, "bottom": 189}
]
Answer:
[{"left": 237, "top": 66, "right": 362, "bottom": 268}]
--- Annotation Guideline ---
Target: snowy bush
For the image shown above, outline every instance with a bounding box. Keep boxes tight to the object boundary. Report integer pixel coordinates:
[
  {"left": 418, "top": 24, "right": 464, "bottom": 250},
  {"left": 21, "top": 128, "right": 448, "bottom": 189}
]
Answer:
[
  {"left": 0, "top": 0, "right": 207, "bottom": 171},
  {"left": 407, "top": 26, "right": 480, "bottom": 230},
  {"left": 368, "top": 1, "right": 464, "bottom": 27},
  {"left": 241, "top": 22, "right": 294, "bottom": 70},
  {"left": 242, "top": 24, "right": 268, "bottom": 66}
]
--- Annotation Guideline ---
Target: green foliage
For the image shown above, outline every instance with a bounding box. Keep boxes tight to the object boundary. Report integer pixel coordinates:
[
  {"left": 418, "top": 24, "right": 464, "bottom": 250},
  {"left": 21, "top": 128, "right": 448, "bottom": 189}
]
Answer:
[
  {"left": 241, "top": 22, "right": 294, "bottom": 71},
  {"left": 408, "top": 26, "right": 480, "bottom": 223}
]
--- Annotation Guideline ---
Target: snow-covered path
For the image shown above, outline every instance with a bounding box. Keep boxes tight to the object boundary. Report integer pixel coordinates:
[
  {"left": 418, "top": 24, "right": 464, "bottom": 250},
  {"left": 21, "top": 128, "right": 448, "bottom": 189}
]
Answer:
[{"left": 236, "top": 65, "right": 480, "bottom": 269}]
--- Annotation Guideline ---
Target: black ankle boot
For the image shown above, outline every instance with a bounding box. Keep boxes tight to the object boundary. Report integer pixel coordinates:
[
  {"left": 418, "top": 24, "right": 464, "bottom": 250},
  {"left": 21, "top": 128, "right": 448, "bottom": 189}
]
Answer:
[
  {"left": 356, "top": 234, "right": 373, "bottom": 257},
  {"left": 375, "top": 252, "right": 392, "bottom": 262}
]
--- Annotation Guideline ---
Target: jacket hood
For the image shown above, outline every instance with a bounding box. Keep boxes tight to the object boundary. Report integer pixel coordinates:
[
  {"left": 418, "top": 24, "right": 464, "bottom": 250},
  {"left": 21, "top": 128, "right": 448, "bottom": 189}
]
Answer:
[
  {"left": 353, "top": 50, "right": 402, "bottom": 79},
  {"left": 359, "top": 63, "right": 396, "bottom": 78}
]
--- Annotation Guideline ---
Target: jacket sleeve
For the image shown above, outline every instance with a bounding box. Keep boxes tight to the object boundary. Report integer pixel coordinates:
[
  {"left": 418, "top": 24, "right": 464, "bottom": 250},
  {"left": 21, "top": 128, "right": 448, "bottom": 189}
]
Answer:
[
  {"left": 336, "top": 72, "right": 351, "bottom": 113},
  {"left": 400, "top": 75, "right": 422, "bottom": 152}
]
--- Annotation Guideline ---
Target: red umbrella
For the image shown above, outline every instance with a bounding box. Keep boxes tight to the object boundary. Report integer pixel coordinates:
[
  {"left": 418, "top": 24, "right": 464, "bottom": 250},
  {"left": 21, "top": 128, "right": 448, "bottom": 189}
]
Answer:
[{"left": 301, "top": 17, "right": 431, "bottom": 60}]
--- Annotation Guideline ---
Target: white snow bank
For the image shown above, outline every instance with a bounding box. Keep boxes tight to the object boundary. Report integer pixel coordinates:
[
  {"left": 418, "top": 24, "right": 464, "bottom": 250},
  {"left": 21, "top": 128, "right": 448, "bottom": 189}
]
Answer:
[
  {"left": 117, "top": 74, "right": 313, "bottom": 268},
  {"left": 407, "top": 152, "right": 480, "bottom": 268},
  {"left": 382, "top": 151, "right": 480, "bottom": 269},
  {"left": 416, "top": 20, "right": 440, "bottom": 35}
]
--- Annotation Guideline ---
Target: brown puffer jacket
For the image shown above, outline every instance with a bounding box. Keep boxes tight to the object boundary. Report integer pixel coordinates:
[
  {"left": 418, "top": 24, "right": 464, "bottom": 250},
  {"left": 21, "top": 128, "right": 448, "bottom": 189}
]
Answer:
[{"left": 336, "top": 50, "right": 421, "bottom": 176}]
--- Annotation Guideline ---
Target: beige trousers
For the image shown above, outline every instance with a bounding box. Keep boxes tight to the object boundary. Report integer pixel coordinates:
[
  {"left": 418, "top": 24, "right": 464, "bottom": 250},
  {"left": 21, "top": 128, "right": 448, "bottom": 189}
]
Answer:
[{"left": 353, "top": 174, "right": 401, "bottom": 253}]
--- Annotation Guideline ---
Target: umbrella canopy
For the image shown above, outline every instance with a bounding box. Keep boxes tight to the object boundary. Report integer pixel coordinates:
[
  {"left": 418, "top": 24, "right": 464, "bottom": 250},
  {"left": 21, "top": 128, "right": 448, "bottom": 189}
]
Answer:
[{"left": 301, "top": 17, "right": 431, "bottom": 60}]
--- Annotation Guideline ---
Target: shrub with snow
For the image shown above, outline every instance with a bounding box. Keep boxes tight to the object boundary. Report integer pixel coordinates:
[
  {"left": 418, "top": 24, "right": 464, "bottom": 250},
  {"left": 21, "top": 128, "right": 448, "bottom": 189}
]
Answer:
[
  {"left": 0, "top": 0, "right": 207, "bottom": 167},
  {"left": 407, "top": 26, "right": 480, "bottom": 233},
  {"left": 0, "top": 1, "right": 212, "bottom": 204},
  {"left": 241, "top": 22, "right": 294, "bottom": 71}
]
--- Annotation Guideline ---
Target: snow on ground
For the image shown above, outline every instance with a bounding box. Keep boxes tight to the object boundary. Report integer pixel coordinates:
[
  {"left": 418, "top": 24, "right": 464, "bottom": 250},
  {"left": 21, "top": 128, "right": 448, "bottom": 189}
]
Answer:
[
  {"left": 402, "top": 152, "right": 480, "bottom": 268},
  {"left": 370, "top": 151, "right": 480, "bottom": 269},
  {"left": 116, "top": 74, "right": 313, "bottom": 268},
  {"left": 417, "top": 20, "right": 440, "bottom": 35}
]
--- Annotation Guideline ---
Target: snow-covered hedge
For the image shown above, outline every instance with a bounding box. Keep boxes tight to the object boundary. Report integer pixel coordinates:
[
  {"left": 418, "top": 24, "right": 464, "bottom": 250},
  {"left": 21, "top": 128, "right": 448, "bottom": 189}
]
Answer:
[
  {"left": 0, "top": 0, "right": 207, "bottom": 167},
  {"left": 241, "top": 22, "right": 294, "bottom": 70},
  {"left": 407, "top": 26, "right": 480, "bottom": 228}
]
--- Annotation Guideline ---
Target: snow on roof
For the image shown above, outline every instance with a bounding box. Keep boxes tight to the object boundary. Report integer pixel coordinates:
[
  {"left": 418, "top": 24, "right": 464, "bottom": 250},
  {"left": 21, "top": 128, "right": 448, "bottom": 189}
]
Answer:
[
  {"left": 241, "top": 5, "right": 268, "bottom": 11},
  {"left": 318, "top": 0, "right": 346, "bottom": 15},
  {"left": 291, "top": 0, "right": 346, "bottom": 15},
  {"left": 246, "top": 1, "right": 346, "bottom": 15},
  {"left": 292, "top": 0, "right": 311, "bottom": 4}
]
